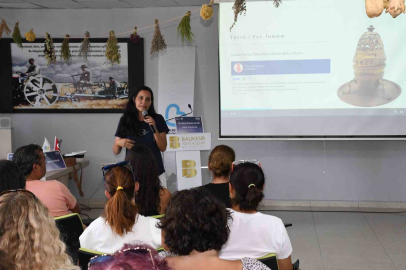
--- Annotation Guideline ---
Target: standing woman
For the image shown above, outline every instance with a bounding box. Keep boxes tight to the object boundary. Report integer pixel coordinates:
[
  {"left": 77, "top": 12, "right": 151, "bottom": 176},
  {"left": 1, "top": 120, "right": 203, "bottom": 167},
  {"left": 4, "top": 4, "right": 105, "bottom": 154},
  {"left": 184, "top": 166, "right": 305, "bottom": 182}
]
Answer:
[{"left": 113, "top": 86, "right": 169, "bottom": 187}]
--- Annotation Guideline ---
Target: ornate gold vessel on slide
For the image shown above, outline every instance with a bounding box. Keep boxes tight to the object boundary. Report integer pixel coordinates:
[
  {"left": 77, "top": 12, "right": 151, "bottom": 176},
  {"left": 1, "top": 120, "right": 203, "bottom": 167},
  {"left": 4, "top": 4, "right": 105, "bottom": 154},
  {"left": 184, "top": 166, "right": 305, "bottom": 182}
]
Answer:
[{"left": 338, "top": 25, "right": 401, "bottom": 107}]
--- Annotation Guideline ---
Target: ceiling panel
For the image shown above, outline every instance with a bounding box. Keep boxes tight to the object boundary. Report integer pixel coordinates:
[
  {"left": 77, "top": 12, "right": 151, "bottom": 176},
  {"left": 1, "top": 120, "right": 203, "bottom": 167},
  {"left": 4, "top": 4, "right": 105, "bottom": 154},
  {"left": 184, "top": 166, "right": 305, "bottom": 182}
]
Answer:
[
  {"left": 24, "top": 0, "right": 77, "bottom": 2},
  {"left": 0, "top": 2, "right": 42, "bottom": 8},
  {"left": 30, "top": 1, "right": 88, "bottom": 8},
  {"left": 172, "top": 0, "right": 210, "bottom": 6},
  {"left": 0, "top": 0, "right": 27, "bottom": 2},
  {"left": 78, "top": 0, "right": 133, "bottom": 8},
  {"left": 121, "top": 0, "right": 179, "bottom": 8}
]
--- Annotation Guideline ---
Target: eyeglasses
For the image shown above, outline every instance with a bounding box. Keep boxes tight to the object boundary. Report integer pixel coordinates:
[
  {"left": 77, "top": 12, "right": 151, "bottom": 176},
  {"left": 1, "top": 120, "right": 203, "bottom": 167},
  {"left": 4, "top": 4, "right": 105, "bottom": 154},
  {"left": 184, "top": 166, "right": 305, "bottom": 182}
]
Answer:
[
  {"left": 102, "top": 161, "right": 135, "bottom": 183},
  {"left": 88, "top": 247, "right": 156, "bottom": 269},
  {"left": 0, "top": 189, "right": 37, "bottom": 201},
  {"left": 231, "top": 159, "right": 261, "bottom": 172}
]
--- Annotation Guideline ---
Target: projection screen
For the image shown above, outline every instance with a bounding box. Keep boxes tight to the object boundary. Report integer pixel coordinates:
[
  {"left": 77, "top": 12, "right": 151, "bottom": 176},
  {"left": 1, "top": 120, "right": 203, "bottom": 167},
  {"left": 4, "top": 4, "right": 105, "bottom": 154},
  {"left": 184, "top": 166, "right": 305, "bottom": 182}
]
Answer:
[{"left": 219, "top": 0, "right": 406, "bottom": 139}]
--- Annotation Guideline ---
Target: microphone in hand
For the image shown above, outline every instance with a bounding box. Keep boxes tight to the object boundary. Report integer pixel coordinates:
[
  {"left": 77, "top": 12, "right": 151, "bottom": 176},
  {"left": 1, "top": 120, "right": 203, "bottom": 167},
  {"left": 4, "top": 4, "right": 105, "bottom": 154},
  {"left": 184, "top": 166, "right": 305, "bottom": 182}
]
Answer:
[{"left": 142, "top": 110, "right": 157, "bottom": 134}]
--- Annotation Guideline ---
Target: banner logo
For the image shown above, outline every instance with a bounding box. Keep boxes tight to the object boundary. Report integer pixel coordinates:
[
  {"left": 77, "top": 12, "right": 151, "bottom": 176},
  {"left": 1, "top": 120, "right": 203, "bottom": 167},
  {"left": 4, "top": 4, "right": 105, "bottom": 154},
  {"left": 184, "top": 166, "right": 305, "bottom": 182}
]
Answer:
[
  {"left": 169, "top": 136, "right": 180, "bottom": 149},
  {"left": 165, "top": 104, "right": 186, "bottom": 127},
  {"left": 182, "top": 160, "right": 197, "bottom": 178}
]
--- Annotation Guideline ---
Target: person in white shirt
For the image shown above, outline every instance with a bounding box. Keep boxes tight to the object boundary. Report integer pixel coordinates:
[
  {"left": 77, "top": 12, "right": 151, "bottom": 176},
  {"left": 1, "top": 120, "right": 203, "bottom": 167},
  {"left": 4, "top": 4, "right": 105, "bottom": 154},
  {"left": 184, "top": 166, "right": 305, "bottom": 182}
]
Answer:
[
  {"left": 79, "top": 162, "right": 161, "bottom": 253},
  {"left": 219, "top": 162, "right": 293, "bottom": 270}
]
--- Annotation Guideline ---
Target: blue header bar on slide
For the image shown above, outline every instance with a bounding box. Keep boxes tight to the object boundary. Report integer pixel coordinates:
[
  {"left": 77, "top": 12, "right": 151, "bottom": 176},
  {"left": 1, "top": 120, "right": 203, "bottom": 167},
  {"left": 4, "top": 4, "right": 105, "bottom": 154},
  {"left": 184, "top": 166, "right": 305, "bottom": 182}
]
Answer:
[{"left": 231, "top": 59, "right": 331, "bottom": 75}]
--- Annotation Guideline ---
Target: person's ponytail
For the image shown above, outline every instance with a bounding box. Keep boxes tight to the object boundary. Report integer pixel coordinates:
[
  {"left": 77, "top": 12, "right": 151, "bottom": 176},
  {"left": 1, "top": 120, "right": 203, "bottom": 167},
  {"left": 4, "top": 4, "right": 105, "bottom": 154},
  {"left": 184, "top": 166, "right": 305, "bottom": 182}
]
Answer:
[
  {"left": 243, "top": 185, "right": 264, "bottom": 211},
  {"left": 103, "top": 167, "right": 137, "bottom": 236}
]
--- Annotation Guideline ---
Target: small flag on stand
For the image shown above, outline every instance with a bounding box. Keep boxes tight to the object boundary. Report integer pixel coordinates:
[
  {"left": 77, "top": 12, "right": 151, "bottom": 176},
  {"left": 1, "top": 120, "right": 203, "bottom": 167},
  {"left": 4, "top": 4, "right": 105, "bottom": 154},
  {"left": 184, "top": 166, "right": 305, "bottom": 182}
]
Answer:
[
  {"left": 42, "top": 137, "right": 51, "bottom": 152},
  {"left": 54, "top": 136, "right": 60, "bottom": 151}
]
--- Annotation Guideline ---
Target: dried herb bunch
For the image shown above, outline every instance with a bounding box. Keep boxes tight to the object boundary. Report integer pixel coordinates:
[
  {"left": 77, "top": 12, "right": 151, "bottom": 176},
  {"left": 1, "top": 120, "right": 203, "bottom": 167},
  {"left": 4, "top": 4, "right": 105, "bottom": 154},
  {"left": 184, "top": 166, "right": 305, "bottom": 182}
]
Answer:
[
  {"left": 61, "top": 34, "right": 72, "bottom": 63},
  {"left": 0, "top": 18, "right": 11, "bottom": 40},
  {"left": 105, "top": 30, "right": 121, "bottom": 65},
  {"left": 151, "top": 19, "right": 167, "bottom": 54},
  {"left": 230, "top": 0, "right": 246, "bottom": 31},
  {"left": 274, "top": 0, "right": 282, "bottom": 7},
  {"left": 25, "top": 28, "right": 36, "bottom": 42},
  {"left": 130, "top": 27, "right": 140, "bottom": 43},
  {"left": 79, "top": 31, "right": 91, "bottom": 61},
  {"left": 178, "top": 11, "right": 194, "bottom": 44},
  {"left": 44, "top": 32, "right": 56, "bottom": 66},
  {"left": 12, "top": 22, "right": 23, "bottom": 48},
  {"left": 200, "top": 0, "right": 215, "bottom": 20}
]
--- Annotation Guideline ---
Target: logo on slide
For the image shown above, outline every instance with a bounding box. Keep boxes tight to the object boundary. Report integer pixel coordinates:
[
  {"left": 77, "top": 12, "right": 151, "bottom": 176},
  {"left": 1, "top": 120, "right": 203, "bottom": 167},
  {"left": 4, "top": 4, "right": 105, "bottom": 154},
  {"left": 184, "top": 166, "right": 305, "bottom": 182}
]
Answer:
[
  {"left": 182, "top": 160, "right": 197, "bottom": 178},
  {"left": 169, "top": 136, "right": 180, "bottom": 149},
  {"left": 165, "top": 104, "right": 186, "bottom": 127},
  {"left": 234, "top": 63, "right": 244, "bottom": 73}
]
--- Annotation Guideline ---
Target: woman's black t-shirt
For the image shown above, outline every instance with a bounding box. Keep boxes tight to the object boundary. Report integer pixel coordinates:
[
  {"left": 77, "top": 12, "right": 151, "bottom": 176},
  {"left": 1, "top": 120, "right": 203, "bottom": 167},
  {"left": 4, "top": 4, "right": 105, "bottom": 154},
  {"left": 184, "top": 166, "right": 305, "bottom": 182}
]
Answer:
[{"left": 115, "top": 114, "right": 169, "bottom": 175}]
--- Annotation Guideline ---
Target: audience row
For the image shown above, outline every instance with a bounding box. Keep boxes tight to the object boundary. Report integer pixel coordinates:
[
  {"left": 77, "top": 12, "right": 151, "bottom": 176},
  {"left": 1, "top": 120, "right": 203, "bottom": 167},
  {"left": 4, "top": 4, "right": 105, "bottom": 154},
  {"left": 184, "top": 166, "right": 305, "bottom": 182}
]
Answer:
[{"left": 0, "top": 144, "right": 293, "bottom": 270}]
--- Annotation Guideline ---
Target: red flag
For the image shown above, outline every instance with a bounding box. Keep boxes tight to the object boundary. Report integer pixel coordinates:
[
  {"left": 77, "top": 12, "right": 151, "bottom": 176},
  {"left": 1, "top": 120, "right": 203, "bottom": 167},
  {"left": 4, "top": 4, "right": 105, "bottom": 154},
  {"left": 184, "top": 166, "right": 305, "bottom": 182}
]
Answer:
[{"left": 54, "top": 136, "right": 60, "bottom": 151}]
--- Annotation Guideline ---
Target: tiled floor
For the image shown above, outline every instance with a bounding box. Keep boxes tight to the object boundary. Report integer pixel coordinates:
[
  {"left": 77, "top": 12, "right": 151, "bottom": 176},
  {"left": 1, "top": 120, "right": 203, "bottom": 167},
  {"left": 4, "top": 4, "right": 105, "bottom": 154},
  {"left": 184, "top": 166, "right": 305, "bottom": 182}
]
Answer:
[
  {"left": 80, "top": 209, "right": 406, "bottom": 270},
  {"left": 262, "top": 211, "right": 406, "bottom": 270}
]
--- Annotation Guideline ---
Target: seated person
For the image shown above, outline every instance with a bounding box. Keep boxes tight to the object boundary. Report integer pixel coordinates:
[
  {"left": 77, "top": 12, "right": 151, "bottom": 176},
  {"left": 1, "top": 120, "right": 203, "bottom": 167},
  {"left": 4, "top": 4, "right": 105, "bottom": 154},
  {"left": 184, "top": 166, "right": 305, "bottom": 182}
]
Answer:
[
  {"left": 79, "top": 163, "right": 162, "bottom": 253},
  {"left": 219, "top": 162, "right": 293, "bottom": 270},
  {"left": 126, "top": 144, "right": 171, "bottom": 216},
  {"left": 98, "top": 77, "right": 120, "bottom": 97},
  {"left": 12, "top": 144, "right": 81, "bottom": 217},
  {"left": 202, "top": 145, "right": 235, "bottom": 207},
  {"left": 0, "top": 160, "right": 26, "bottom": 193},
  {"left": 0, "top": 190, "right": 79, "bottom": 270},
  {"left": 87, "top": 243, "right": 170, "bottom": 270},
  {"left": 157, "top": 188, "right": 270, "bottom": 270}
]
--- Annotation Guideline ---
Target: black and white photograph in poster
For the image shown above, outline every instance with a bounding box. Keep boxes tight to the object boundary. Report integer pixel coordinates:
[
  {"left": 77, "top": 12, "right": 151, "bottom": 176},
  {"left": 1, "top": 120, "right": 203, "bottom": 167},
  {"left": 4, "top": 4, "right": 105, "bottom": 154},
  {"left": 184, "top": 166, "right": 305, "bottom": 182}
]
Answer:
[{"left": 11, "top": 40, "right": 129, "bottom": 110}]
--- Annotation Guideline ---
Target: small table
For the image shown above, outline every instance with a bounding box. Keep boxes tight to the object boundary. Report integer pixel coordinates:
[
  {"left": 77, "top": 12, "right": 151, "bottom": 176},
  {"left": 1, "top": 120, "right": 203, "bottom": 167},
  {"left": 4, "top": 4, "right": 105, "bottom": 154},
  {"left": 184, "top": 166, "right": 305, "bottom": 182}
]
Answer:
[{"left": 41, "top": 159, "right": 89, "bottom": 187}]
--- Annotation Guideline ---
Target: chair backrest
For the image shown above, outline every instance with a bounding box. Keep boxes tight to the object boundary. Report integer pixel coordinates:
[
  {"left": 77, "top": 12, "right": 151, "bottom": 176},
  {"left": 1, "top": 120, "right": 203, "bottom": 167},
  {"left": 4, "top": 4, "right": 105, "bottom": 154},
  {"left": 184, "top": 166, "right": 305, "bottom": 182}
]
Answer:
[
  {"left": 54, "top": 213, "right": 84, "bottom": 264},
  {"left": 257, "top": 253, "right": 279, "bottom": 270},
  {"left": 150, "top": 214, "right": 165, "bottom": 219},
  {"left": 78, "top": 247, "right": 104, "bottom": 270}
]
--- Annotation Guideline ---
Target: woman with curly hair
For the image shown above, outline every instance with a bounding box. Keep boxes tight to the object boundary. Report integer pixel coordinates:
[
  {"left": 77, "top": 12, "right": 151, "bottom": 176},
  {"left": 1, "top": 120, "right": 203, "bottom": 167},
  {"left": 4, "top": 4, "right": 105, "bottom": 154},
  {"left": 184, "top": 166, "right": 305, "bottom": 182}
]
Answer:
[
  {"left": 202, "top": 145, "right": 235, "bottom": 207},
  {"left": 0, "top": 190, "right": 79, "bottom": 270},
  {"left": 113, "top": 86, "right": 169, "bottom": 187},
  {"left": 158, "top": 188, "right": 270, "bottom": 270},
  {"left": 79, "top": 164, "right": 162, "bottom": 253},
  {"left": 220, "top": 162, "right": 293, "bottom": 270},
  {"left": 126, "top": 144, "right": 171, "bottom": 216},
  {"left": 88, "top": 243, "right": 170, "bottom": 270}
]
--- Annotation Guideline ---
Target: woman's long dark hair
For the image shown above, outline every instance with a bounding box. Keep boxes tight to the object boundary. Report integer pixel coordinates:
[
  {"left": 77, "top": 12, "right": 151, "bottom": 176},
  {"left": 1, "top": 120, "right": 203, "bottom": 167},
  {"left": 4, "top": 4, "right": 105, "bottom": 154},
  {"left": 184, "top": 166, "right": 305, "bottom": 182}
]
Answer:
[
  {"left": 117, "top": 86, "right": 157, "bottom": 138},
  {"left": 230, "top": 163, "right": 265, "bottom": 212},
  {"left": 125, "top": 144, "right": 162, "bottom": 216}
]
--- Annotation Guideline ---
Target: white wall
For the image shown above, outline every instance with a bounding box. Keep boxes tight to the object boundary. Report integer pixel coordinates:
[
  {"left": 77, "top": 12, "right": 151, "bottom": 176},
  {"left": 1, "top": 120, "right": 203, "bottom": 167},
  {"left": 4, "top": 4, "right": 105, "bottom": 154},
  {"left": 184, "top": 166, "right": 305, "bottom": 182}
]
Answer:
[{"left": 1, "top": 7, "right": 406, "bottom": 202}]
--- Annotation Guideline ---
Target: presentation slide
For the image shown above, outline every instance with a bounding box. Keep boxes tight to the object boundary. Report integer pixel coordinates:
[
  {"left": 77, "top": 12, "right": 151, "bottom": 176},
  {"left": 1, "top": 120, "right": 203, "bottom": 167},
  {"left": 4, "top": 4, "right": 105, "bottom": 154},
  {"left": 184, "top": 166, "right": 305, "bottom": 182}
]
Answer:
[{"left": 219, "top": 0, "right": 406, "bottom": 138}]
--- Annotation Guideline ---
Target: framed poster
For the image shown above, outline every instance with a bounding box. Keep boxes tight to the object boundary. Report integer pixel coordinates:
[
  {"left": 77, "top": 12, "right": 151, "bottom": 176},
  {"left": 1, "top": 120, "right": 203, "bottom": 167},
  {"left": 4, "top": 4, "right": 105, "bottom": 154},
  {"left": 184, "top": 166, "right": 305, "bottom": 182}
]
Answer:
[{"left": 0, "top": 38, "right": 144, "bottom": 113}]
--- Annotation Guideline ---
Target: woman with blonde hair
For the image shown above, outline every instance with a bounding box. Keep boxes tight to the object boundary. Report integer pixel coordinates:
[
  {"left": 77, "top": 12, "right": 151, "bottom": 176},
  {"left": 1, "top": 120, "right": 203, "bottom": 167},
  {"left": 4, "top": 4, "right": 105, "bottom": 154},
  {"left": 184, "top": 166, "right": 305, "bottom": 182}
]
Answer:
[
  {"left": 203, "top": 145, "right": 235, "bottom": 207},
  {"left": 79, "top": 163, "right": 161, "bottom": 253},
  {"left": 0, "top": 190, "right": 79, "bottom": 270}
]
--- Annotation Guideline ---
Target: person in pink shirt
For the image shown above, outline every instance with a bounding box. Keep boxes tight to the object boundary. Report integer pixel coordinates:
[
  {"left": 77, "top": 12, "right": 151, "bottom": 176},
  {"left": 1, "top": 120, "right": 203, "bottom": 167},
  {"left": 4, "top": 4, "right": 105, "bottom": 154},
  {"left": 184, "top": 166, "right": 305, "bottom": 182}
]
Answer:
[{"left": 12, "top": 144, "right": 81, "bottom": 217}]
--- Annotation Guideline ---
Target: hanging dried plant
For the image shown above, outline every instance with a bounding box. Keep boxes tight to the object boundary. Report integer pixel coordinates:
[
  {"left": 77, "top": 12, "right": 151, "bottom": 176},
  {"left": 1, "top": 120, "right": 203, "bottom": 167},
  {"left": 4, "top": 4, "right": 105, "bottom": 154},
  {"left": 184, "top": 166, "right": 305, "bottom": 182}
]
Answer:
[
  {"left": 130, "top": 27, "right": 140, "bottom": 43},
  {"left": 12, "top": 22, "right": 23, "bottom": 48},
  {"left": 273, "top": 0, "right": 282, "bottom": 7},
  {"left": 151, "top": 19, "right": 167, "bottom": 54},
  {"left": 25, "top": 28, "right": 36, "bottom": 42},
  {"left": 44, "top": 32, "right": 56, "bottom": 66},
  {"left": 200, "top": 0, "right": 215, "bottom": 20},
  {"left": 61, "top": 34, "right": 72, "bottom": 63},
  {"left": 105, "top": 30, "right": 121, "bottom": 65},
  {"left": 0, "top": 18, "right": 11, "bottom": 40},
  {"left": 78, "top": 31, "right": 91, "bottom": 61},
  {"left": 230, "top": 0, "right": 246, "bottom": 31},
  {"left": 178, "top": 11, "right": 194, "bottom": 44}
]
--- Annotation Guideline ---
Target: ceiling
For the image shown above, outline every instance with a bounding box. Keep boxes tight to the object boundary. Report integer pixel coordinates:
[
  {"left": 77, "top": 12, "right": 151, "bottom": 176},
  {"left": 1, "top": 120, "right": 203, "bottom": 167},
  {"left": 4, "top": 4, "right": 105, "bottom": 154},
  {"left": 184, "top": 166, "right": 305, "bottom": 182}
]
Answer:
[{"left": 0, "top": 0, "right": 218, "bottom": 9}]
